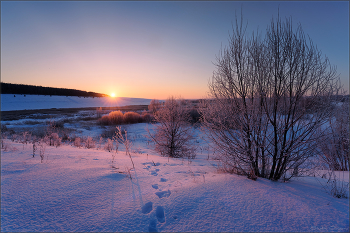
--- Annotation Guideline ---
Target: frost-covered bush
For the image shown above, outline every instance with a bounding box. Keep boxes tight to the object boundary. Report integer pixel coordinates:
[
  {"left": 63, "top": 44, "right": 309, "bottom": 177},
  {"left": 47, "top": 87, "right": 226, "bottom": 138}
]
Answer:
[
  {"left": 85, "top": 136, "right": 95, "bottom": 149},
  {"left": 99, "top": 111, "right": 124, "bottom": 125},
  {"left": 148, "top": 99, "right": 162, "bottom": 114},
  {"left": 318, "top": 101, "right": 349, "bottom": 171},
  {"left": 141, "top": 110, "right": 152, "bottom": 123},
  {"left": 148, "top": 97, "right": 196, "bottom": 159},
  {"left": 200, "top": 15, "right": 341, "bottom": 181},
  {"left": 99, "top": 110, "right": 150, "bottom": 125},
  {"left": 123, "top": 112, "right": 141, "bottom": 124},
  {"left": 74, "top": 137, "right": 81, "bottom": 148},
  {"left": 50, "top": 133, "right": 61, "bottom": 147},
  {"left": 104, "top": 138, "right": 114, "bottom": 152},
  {"left": 97, "top": 137, "right": 103, "bottom": 150},
  {"left": 108, "top": 110, "right": 124, "bottom": 124}
]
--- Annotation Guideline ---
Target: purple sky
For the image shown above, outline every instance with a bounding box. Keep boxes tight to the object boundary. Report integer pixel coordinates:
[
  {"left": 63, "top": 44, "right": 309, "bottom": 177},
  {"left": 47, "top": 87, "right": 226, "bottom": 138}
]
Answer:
[{"left": 1, "top": 1, "right": 348, "bottom": 99}]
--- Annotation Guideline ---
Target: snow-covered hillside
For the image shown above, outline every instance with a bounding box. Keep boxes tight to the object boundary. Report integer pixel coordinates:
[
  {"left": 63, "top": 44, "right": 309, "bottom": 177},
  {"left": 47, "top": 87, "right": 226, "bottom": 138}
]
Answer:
[
  {"left": 1, "top": 123, "right": 349, "bottom": 232},
  {"left": 1, "top": 94, "right": 152, "bottom": 111}
]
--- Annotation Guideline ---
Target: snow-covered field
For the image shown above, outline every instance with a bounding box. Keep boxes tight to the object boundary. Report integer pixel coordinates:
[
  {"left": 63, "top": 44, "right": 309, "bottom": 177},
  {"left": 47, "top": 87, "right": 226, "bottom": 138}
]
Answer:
[
  {"left": 1, "top": 122, "right": 349, "bottom": 232},
  {"left": 1, "top": 95, "right": 349, "bottom": 232},
  {"left": 1, "top": 94, "right": 152, "bottom": 111}
]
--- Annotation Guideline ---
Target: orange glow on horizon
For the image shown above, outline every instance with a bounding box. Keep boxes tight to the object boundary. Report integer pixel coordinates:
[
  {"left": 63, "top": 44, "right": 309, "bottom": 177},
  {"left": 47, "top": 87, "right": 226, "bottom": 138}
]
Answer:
[{"left": 110, "top": 93, "right": 116, "bottom": 97}]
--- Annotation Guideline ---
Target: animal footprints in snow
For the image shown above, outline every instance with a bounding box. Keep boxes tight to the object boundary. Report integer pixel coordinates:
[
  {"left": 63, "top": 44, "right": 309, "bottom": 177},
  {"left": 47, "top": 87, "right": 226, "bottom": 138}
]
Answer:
[
  {"left": 150, "top": 169, "right": 160, "bottom": 176},
  {"left": 148, "top": 219, "right": 158, "bottom": 232},
  {"left": 156, "top": 206, "right": 165, "bottom": 223},
  {"left": 152, "top": 184, "right": 159, "bottom": 189},
  {"left": 147, "top": 205, "right": 166, "bottom": 232},
  {"left": 151, "top": 170, "right": 158, "bottom": 176},
  {"left": 155, "top": 190, "right": 171, "bottom": 198},
  {"left": 142, "top": 202, "right": 153, "bottom": 214}
]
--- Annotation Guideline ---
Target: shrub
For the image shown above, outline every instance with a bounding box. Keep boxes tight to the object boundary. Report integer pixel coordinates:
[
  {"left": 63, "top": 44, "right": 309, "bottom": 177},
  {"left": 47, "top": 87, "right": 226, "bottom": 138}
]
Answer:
[
  {"left": 318, "top": 101, "right": 349, "bottom": 171},
  {"left": 74, "top": 137, "right": 81, "bottom": 148},
  {"left": 50, "top": 133, "right": 61, "bottom": 147},
  {"left": 148, "top": 99, "right": 162, "bottom": 114},
  {"left": 200, "top": 13, "right": 341, "bottom": 181},
  {"left": 123, "top": 112, "right": 141, "bottom": 124},
  {"left": 99, "top": 110, "right": 151, "bottom": 125},
  {"left": 99, "top": 111, "right": 123, "bottom": 125},
  {"left": 104, "top": 138, "right": 114, "bottom": 152},
  {"left": 148, "top": 97, "right": 196, "bottom": 159},
  {"left": 85, "top": 136, "right": 95, "bottom": 149},
  {"left": 141, "top": 110, "right": 153, "bottom": 123}
]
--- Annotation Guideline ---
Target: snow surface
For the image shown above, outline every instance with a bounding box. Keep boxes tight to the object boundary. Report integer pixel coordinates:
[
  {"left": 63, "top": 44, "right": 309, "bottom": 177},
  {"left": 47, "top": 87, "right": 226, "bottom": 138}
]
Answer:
[
  {"left": 1, "top": 123, "right": 349, "bottom": 232},
  {"left": 1, "top": 94, "right": 152, "bottom": 111}
]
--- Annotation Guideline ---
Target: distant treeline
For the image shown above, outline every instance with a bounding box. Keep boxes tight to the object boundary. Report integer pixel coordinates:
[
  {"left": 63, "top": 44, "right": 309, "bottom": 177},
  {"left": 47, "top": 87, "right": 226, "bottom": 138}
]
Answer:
[{"left": 1, "top": 83, "right": 108, "bottom": 97}]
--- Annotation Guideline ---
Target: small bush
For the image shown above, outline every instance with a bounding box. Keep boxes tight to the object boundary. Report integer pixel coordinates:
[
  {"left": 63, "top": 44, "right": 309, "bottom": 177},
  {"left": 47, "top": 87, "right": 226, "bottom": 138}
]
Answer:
[
  {"left": 85, "top": 136, "right": 95, "bottom": 149},
  {"left": 148, "top": 97, "right": 197, "bottom": 159},
  {"left": 99, "top": 111, "right": 124, "bottom": 125},
  {"left": 124, "top": 112, "right": 141, "bottom": 124},
  {"left": 97, "top": 137, "right": 103, "bottom": 150},
  {"left": 148, "top": 99, "right": 162, "bottom": 114},
  {"left": 61, "top": 133, "right": 70, "bottom": 142},
  {"left": 98, "top": 111, "right": 151, "bottom": 125},
  {"left": 50, "top": 133, "right": 61, "bottom": 147},
  {"left": 104, "top": 138, "right": 114, "bottom": 152},
  {"left": 74, "top": 137, "right": 81, "bottom": 148},
  {"left": 141, "top": 110, "right": 153, "bottom": 123}
]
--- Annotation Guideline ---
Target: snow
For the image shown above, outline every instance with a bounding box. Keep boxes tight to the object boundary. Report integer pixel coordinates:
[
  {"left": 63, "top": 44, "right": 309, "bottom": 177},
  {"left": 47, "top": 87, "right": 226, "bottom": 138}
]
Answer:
[
  {"left": 1, "top": 94, "right": 152, "bottom": 111},
  {"left": 1, "top": 123, "right": 349, "bottom": 232}
]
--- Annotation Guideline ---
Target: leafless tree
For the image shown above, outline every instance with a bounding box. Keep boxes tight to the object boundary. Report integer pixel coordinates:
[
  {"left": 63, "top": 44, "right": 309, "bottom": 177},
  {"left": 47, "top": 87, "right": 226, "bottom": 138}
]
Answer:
[
  {"left": 200, "top": 13, "right": 342, "bottom": 181},
  {"left": 148, "top": 96, "right": 196, "bottom": 159},
  {"left": 148, "top": 99, "right": 162, "bottom": 115},
  {"left": 318, "top": 99, "right": 349, "bottom": 171}
]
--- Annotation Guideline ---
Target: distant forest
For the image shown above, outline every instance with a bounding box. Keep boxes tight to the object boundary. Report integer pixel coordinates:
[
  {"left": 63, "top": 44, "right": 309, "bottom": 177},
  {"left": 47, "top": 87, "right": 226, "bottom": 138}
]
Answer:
[{"left": 1, "top": 83, "right": 108, "bottom": 97}]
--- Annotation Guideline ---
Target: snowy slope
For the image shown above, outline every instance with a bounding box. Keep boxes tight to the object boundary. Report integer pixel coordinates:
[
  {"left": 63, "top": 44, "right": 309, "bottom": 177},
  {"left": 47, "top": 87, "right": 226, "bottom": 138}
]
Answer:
[
  {"left": 1, "top": 94, "right": 152, "bottom": 111},
  {"left": 1, "top": 123, "right": 349, "bottom": 232}
]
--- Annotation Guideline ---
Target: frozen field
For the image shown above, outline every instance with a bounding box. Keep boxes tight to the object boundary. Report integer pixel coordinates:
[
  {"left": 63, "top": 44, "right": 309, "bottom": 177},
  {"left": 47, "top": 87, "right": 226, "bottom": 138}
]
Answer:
[
  {"left": 1, "top": 122, "right": 349, "bottom": 232},
  {"left": 1, "top": 94, "right": 152, "bottom": 111}
]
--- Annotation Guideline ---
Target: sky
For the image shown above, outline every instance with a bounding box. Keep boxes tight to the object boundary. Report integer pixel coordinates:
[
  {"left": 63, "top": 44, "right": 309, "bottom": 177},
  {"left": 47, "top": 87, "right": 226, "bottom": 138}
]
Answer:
[{"left": 1, "top": 1, "right": 349, "bottom": 99}]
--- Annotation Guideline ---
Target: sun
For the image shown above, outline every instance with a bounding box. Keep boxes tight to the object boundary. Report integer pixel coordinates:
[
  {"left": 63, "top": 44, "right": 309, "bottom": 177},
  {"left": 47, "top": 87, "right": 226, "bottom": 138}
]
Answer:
[{"left": 110, "top": 93, "right": 116, "bottom": 97}]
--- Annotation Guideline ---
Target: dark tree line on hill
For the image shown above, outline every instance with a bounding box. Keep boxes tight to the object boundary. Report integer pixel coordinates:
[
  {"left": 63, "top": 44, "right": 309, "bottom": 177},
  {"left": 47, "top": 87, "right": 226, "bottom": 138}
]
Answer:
[{"left": 1, "top": 83, "right": 107, "bottom": 97}]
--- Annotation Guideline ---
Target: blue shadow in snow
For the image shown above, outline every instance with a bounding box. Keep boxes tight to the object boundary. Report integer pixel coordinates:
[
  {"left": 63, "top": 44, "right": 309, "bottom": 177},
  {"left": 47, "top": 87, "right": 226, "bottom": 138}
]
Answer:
[{"left": 101, "top": 172, "right": 126, "bottom": 181}]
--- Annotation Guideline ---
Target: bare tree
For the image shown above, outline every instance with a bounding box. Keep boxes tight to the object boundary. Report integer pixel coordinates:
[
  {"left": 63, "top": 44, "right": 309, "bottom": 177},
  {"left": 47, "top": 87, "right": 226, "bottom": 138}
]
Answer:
[
  {"left": 201, "top": 13, "right": 342, "bottom": 181},
  {"left": 148, "top": 99, "right": 162, "bottom": 115},
  {"left": 148, "top": 96, "right": 196, "bottom": 159},
  {"left": 318, "top": 99, "right": 349, "bottom": 171}
]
